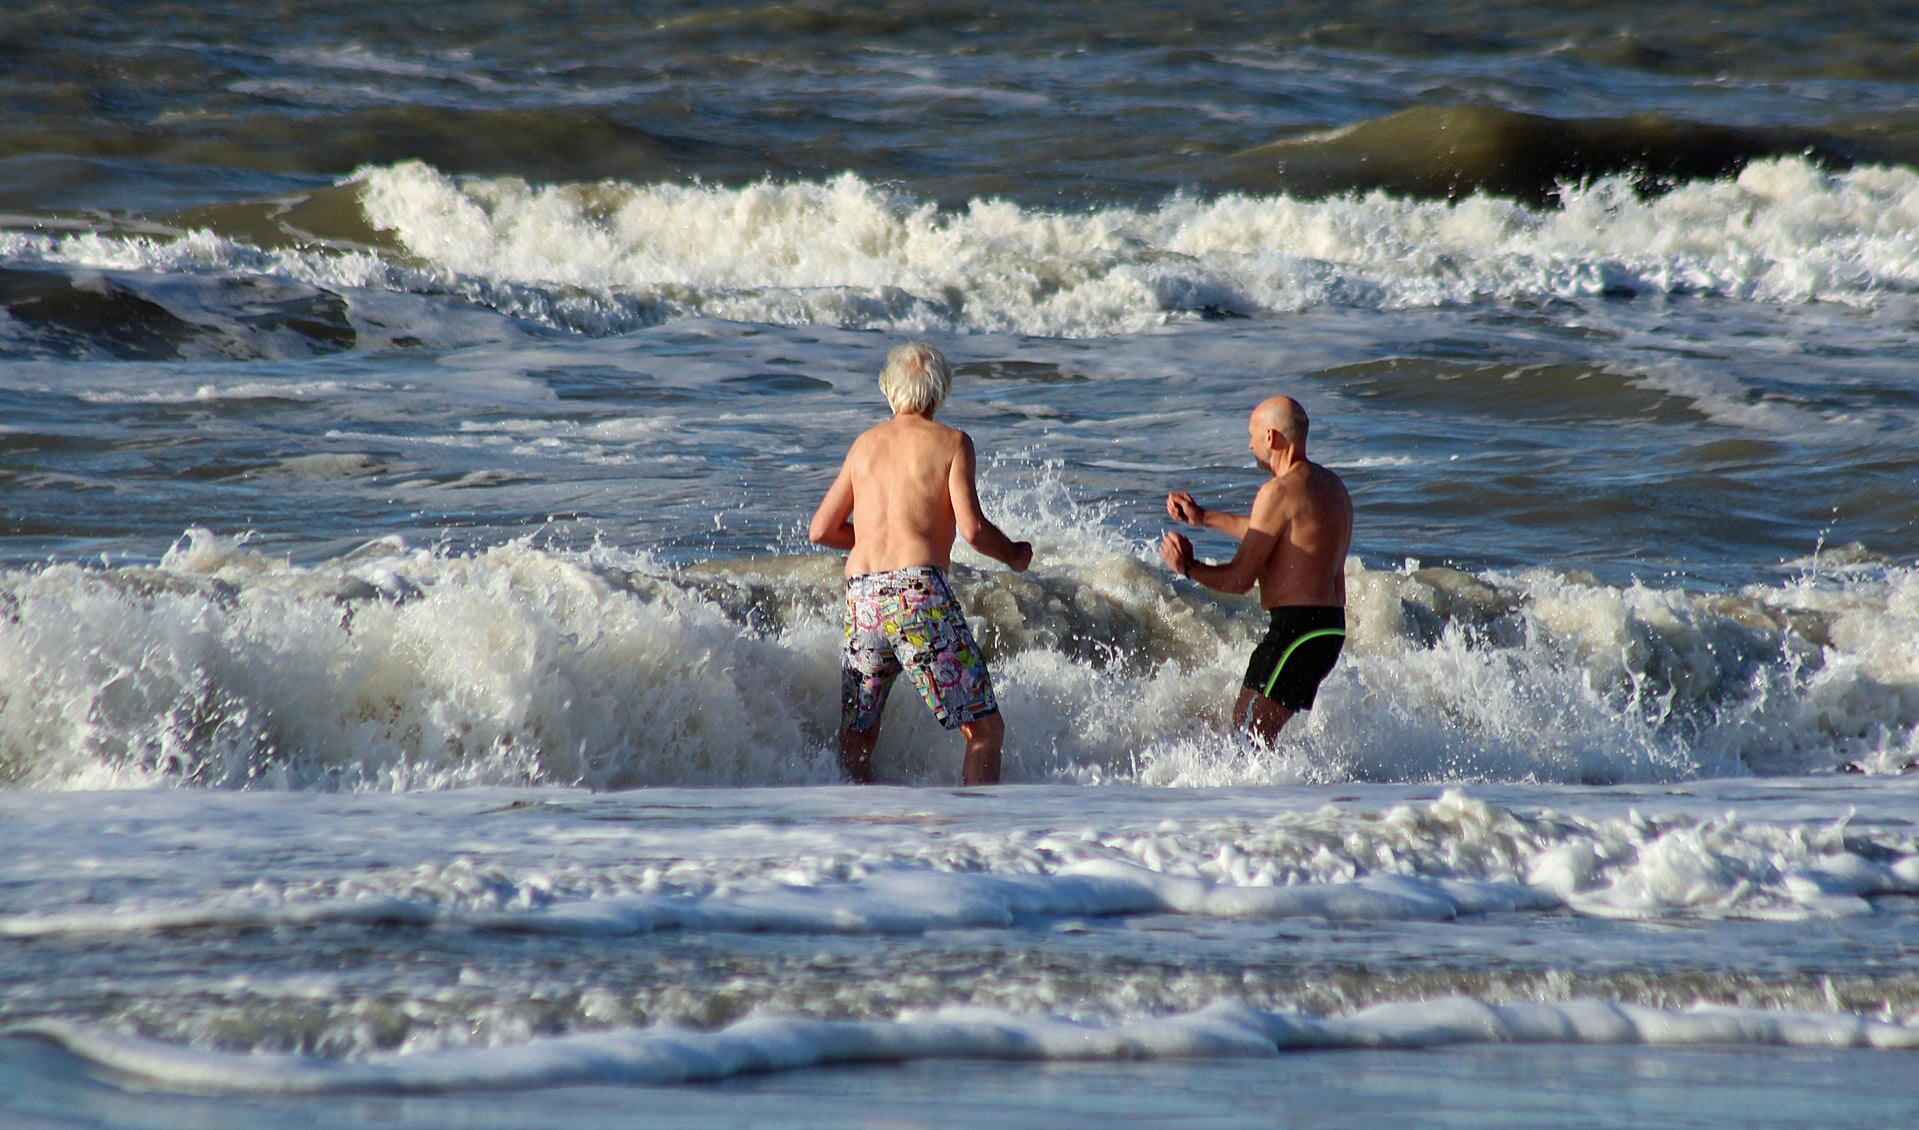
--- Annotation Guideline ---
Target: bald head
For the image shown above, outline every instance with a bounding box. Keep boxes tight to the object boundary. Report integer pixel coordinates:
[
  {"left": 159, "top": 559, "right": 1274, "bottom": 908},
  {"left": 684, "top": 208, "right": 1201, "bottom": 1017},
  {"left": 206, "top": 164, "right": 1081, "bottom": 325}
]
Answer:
[{"left": 1252, "top": 396, "right": 1308, "bottom": 448}]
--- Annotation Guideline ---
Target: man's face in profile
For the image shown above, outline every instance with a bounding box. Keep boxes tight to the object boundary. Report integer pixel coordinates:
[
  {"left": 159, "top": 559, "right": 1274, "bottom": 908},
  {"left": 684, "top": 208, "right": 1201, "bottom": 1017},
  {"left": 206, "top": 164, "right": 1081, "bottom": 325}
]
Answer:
[{"left": 1248, "top": 415, "right": 1274, "bottom": 471}]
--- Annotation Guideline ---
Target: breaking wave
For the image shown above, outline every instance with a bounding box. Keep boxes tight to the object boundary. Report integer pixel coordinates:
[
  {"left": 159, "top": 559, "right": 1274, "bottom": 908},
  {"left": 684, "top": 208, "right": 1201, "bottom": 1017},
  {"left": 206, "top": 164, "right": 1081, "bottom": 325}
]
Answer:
[
  {"left": 4, "top": 156, "right": 1916, "bottom": 352},
  {"left": 13, "top": 996, "right": 1919, "bottom": 1096},
  {"left": 1, "top": 528, "right": 1913, "bottom": 791}
]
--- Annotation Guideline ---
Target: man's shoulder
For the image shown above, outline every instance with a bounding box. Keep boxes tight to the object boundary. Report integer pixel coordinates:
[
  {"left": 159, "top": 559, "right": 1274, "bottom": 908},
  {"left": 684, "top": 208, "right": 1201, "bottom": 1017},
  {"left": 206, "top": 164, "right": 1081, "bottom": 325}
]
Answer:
[
  {"left": 1307, "top": 460, "right": 1352, "bottom": 501},
  {"left": 913, "top": 414, "right": 966, "bottom": 437},
  {"left": 849, "top": 418, "right": 917, "bottom": 450},
  {"left": 900, "top": 416, "right": 969, "bottom": 451},
  {"left": 1257, "top": 462, "right": 1342, "bottom": 512},
  {"left": 1248, "top": 475, "right": 1292, "bottom": 523},
  {"left": 850, "top": 416, "right": 967, "bottom": 466},
  {"left": 1258, "top": 468, "right": 1305, "bottom": 500}
]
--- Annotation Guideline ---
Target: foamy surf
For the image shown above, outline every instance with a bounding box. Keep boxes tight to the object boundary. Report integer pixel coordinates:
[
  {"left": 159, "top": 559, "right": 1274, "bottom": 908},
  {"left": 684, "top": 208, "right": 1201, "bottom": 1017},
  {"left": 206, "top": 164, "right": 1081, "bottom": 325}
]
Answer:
[
  {"left": 352, "top": 158, "right": 1919, "bottom": 336},
  {"left": 7, "top": 157, "right": 1918, "bottom": 353},
  {"left": 14, "top": 996, "right": 1919, "bottom": 1096},
  {"left": 2, "top": 789, "right": 1913, "bottom": 947},
  {"left": 2, "top": 529, "right": 1916, "bottom": 790}
]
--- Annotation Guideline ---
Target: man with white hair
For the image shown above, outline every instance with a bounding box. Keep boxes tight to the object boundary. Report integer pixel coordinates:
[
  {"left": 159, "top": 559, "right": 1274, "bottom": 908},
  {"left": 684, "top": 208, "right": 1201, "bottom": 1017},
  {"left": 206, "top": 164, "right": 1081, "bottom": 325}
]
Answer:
[{"left": 809, "top": 342, "right": 1033, "bottom": 785}]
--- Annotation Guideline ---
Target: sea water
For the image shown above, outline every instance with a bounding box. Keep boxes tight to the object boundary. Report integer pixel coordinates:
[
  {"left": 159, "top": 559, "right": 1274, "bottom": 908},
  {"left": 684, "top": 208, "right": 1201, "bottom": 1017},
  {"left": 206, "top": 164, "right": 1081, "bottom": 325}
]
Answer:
[{"left": 3, "top": 2, "right": 1919, "bottom": 1126}]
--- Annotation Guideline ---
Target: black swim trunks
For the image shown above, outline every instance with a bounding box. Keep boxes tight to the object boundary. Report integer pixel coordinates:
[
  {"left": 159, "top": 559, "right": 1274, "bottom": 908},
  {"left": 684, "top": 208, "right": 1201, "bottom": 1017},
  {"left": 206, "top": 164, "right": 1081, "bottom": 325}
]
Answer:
[{"left": 1242, "top": 606, "right": 1346, "bottom": 712}]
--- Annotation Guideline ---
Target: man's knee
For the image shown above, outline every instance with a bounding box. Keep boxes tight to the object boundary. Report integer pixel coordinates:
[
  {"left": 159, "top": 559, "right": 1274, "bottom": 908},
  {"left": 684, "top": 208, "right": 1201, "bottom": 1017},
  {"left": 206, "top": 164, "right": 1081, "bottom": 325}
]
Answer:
[
  {"left": 960, "top": 710, "right": 1004, "bottom": 743},
  {"left": 1234, "top": 688, "right": 1295, "bottom": 740}
]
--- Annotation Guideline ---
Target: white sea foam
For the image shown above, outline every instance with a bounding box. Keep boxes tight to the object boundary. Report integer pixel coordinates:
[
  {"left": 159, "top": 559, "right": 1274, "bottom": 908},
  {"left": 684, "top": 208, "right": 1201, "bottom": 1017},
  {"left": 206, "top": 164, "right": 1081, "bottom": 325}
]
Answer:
[
  {"left": 0, "top": 528, "right": 1915, "bottom": 791},
  {"left": 2, "top": 789, "right": 1912, "bottom": 943},
  {"left": 3, "top": 778, "right": 1917, "bottom": 1093},
  {"left": 15, "top": 996, "right": 1919, "bottom": 1095},
  {"left": 6, "top": 158, "right": 1916, "bottom": 345},
  {"left": 348, "top": 158, "right": 1919, "bottom": 337},
  {"left": 75, "top": 379, "right": 388, "bottom": 405}
]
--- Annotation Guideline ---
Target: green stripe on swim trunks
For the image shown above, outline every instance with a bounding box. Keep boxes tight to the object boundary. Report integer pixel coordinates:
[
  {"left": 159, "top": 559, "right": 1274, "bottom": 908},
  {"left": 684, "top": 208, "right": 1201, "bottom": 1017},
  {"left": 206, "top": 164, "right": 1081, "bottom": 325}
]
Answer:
[{"left": 1262, "top": 628, "right": 1347, "bottom": 700}]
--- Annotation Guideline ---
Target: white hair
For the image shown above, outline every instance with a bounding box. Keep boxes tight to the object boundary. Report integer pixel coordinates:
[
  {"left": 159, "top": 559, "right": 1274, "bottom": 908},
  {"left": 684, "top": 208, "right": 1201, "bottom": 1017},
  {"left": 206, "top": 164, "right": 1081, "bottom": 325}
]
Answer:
[{"left": 878, "top": 342, "right": 951, "bottom": 415}]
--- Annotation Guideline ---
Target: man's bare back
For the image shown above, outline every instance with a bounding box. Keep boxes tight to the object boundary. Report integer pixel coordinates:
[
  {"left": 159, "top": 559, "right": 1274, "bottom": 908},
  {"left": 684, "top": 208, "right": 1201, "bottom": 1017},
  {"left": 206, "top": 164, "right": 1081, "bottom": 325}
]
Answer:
[
  {"left": 1159, "top": 396, "right": 1352, "bottom": 742},
  {"left": 813, "top": 414, "right": 1030, "bottom": 577},
  {"left": 808, "top": 343, "right": 1031, "bottom": 786}
]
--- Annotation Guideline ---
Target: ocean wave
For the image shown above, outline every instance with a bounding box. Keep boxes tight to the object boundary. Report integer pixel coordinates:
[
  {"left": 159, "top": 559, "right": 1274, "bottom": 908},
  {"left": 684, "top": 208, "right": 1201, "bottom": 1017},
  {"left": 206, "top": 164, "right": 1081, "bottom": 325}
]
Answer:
[
  {"left": 0, "top": 530, "right": 1913, "bottom": 790},
  {"left": 1222, "top": 104, "right": 1891, "bottom": 207},
  {"left": 352, "top": 159, "right": 1919, "bottom": 335},
  {"left": 6, "top": 156, "right": 1917, "bottom": 351},
  {"left": 14, "top": 996, "right": 1919, "bottom": 1095},
  {"left": 5, "top": 789, "right": 1912, "bottom": 941}
]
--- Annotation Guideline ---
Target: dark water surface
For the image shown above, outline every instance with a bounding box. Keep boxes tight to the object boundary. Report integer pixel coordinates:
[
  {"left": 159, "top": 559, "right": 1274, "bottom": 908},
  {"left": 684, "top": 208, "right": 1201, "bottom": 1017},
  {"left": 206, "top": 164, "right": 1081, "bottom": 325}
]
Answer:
[{"left": 8, "top": 0, "right": 1919, "bottom": 217}]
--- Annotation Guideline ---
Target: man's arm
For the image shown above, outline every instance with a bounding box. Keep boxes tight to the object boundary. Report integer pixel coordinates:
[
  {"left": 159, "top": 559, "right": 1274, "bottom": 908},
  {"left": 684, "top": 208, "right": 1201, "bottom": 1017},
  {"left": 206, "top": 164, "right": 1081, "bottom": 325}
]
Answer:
[
  {"left": 1160, "top": 482, "right": 1283, "bottom": 595},
  {"left": 808, "top": 462, "right": 856, "bottom": 551},
  {"left": 1167, "top": 491, "right": 1251, "bottom": 540},
  {"left": 949, "top": 433, "right": 1033, "bottom": 571}
]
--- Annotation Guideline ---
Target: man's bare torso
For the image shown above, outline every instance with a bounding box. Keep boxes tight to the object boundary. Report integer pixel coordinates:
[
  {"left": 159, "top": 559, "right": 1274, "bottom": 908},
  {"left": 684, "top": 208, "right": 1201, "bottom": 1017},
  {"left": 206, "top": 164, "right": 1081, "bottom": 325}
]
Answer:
[
  {"left": 1254, "top": 460, "right": 1353, "bottom": 608},
  {"left": 838, "top": 414, "right": 965, "bottom": 576}
]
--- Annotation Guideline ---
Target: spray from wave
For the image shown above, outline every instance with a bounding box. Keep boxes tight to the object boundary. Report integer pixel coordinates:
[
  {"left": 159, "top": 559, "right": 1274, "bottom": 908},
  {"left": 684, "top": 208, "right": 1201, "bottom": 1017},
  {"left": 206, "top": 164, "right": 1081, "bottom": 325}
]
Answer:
[
  {"left": 2, "top": 519, "right": 1912, "bottom": 791},
  {"left": 5, "top": 157, "right": 1916, "bottom": 354},
  {"left": 349, "top": 157, "right": 1919, "bottom": 333}
]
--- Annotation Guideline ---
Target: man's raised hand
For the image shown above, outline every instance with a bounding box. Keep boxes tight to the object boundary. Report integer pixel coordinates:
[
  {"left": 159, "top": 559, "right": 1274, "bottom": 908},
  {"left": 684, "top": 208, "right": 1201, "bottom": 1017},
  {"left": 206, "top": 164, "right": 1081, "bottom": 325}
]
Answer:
[
  {"left": 1158, "top": 530, "right": 1193, "bottom": 577},
  {"left": 1166, "top": 491, "right": 1205, "bottom": 526}
]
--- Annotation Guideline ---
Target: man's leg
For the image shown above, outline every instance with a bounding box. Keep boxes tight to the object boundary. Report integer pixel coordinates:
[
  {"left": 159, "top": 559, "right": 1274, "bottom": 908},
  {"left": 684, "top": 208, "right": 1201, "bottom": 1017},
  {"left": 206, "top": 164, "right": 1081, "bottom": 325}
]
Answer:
[
  {"left": 839, "top": 622, "right": 899, "bottom": 784},
  {"left": 959, "top": 710, "right": 1003, "bottom": 786},
  {"left": 1232, "top": 687, "right": 1296, "bottom": 746},
  {"left": 839, "top": 652, "right": 896, "bottom": 785},
  {"left": 839, "top": 722, "right": 880, "bottom": 784}
]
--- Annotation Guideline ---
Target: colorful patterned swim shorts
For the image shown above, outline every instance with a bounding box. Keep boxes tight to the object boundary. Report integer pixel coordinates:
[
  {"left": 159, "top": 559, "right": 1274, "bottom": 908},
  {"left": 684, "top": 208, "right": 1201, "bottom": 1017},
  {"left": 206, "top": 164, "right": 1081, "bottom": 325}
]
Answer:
[{"left": 841, "top": 566, "right": 998, "bottom": 733}]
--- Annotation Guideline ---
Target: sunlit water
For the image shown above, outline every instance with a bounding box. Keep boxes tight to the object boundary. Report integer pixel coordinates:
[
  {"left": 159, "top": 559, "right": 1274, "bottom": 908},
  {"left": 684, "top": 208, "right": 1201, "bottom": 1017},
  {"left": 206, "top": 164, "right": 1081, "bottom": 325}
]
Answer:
[{"left": 3, "top": 2, "right": 1918, "bottom": 1124}]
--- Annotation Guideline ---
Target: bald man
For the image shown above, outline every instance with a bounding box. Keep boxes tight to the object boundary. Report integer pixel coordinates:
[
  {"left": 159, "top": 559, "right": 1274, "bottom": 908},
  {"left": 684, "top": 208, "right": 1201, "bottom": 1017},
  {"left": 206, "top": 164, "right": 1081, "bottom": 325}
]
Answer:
[{"left": 1159, "top": 397, "right": 1353, "bottom": 744}]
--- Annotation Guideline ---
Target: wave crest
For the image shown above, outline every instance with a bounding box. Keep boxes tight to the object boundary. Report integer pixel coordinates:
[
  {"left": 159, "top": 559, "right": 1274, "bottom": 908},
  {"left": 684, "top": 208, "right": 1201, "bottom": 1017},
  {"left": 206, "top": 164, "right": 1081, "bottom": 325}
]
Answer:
[
  {"left": 347, "top": 158, "right": 1919, "bottom": 338},
  {"left": 1, "top": 531, "right": 1914, "bottom": 790},
  {"left": 7, "top": 158, "right": 1914, "bottom": 353}
]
